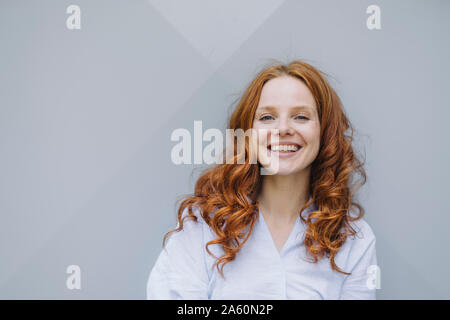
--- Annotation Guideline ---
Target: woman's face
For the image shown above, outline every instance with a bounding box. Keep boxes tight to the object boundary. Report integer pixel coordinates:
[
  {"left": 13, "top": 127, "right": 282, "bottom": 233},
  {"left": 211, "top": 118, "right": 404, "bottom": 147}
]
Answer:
[{"left": 252, "top": 75, "right": 321, "bottom": 175}]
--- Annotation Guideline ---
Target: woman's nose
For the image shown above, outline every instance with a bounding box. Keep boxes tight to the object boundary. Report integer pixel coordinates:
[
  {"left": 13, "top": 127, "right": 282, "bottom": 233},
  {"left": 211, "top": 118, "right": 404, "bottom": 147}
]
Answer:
[{"left": 277, "top": 117, "right": 294, "bottom": 135}]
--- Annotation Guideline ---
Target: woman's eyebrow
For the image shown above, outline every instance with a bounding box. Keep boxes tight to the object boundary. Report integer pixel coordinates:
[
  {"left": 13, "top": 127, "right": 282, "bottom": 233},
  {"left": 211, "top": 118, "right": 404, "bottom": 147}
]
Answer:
[
  {"left": 257, "top": 105, "right": 314, "bottom": 113},
  {"left": 290, "top": 105, "right": 315, "bottom": 112},
  {"left": 257, "top": 106, "right": 277, "bottom": 113}
]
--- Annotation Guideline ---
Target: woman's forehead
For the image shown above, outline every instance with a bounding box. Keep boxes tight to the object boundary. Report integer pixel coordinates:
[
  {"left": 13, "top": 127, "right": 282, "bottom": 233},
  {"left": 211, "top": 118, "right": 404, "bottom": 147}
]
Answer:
[{"left": 258, "top": 76, "right": 317, "bottom": 110}]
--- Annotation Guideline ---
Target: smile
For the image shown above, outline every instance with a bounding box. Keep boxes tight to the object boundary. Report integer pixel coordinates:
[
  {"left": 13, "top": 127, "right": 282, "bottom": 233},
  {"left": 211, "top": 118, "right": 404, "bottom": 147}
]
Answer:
[{"left": 267, "top": 143, "right": 302, "bottom": 157}]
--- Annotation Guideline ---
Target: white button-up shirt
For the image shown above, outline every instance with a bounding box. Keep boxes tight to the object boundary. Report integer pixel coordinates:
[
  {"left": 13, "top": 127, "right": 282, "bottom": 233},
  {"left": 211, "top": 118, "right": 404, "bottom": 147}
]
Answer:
[{"left": 146, "top": 200, "right": 377, "bottom": 299}]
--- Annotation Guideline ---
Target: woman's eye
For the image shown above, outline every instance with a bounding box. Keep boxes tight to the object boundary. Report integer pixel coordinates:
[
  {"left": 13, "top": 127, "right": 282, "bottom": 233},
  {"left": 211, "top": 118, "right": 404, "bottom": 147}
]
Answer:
[
  {"left": 259, "top": 115, "right": 309, "bottom": 121},
  {"left": 259, "top": 115, "right": 273, "bottom": 121}
]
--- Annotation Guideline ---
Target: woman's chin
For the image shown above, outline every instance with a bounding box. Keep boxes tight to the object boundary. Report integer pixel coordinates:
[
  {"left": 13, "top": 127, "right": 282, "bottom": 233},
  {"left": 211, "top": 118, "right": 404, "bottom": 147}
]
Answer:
[{"left": 260, "top": 164, "right": 301, "bottom": 176}]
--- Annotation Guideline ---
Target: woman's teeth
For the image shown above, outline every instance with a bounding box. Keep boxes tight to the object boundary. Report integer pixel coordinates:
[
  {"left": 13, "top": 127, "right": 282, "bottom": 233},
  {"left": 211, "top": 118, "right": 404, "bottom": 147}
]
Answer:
[{"left": 270, "top": 145, "right": 300, "bottom": 152}]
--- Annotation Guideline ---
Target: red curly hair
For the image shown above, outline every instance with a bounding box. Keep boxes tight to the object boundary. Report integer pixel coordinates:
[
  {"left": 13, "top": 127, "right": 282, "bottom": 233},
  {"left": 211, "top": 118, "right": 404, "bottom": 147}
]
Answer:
[{"left": 163, "top": 59, "right": 367, "bottom": 278}]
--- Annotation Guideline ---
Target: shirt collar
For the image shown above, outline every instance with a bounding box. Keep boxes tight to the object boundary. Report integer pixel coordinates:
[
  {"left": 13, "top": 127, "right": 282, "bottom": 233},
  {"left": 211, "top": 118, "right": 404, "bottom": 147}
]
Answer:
[{"left": 248, "top": 194, "right": 317, "bottom": 217}]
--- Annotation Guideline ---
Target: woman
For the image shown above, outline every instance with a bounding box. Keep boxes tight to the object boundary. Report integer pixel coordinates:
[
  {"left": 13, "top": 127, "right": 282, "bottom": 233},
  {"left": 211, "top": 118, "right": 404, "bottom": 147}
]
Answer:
[{"left": 146, "top": 60, "right": 377, "bottom": 300}]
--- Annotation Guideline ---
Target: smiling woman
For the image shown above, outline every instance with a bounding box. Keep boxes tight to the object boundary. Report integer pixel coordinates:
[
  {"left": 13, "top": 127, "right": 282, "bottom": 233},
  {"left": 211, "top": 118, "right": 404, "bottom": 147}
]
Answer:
[{"left": 146, "top": 59, "right": 378, "bottom": 300}]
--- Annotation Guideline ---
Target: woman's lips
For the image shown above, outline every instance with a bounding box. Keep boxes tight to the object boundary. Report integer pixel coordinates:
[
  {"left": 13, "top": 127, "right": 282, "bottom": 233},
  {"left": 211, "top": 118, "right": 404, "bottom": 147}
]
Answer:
[{"left": 266, "top": 145, "right": 302, "bottom": 158}]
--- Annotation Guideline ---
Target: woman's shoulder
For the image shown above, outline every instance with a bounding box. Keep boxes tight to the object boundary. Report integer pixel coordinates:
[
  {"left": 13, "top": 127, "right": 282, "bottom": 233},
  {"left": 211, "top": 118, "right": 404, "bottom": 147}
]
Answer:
[
  {"left": 337, "top": 215, "right": 376, "bottom": 265},
  {"left": 347, "top": 216, "right": 376, "bottom": 244},
  {"left": 178, "top": 205, "right": 205, "bottom": 224},
  {"left": 335, "top": 215, "right": 378, "bottom": 279},
  {"left": 164, "top": 205, "right": 207, "bottom": 247}
]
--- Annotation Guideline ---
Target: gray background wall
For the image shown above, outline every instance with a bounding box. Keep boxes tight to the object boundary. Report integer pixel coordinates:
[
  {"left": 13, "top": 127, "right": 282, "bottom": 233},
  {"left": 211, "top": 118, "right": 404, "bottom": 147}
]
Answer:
[{"left": 0, "top": 0, "right": 449, "bottom": 299}]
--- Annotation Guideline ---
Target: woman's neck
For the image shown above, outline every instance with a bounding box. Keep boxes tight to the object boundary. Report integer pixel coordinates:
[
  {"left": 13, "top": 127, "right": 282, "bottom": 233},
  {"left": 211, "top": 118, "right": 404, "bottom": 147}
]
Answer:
[{"left": 257, "top": 168, "right": 311, "bottom": 226}]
